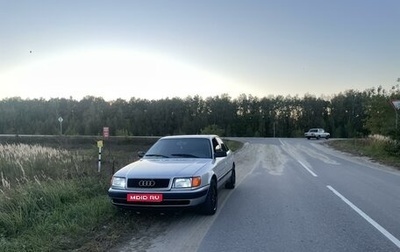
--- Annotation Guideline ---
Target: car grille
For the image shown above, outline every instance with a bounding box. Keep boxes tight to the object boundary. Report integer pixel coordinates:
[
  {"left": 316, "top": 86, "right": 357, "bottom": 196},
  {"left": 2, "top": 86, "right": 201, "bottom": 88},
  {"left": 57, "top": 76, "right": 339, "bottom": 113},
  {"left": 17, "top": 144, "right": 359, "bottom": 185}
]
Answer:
[{"left": 127, "top": 178, "right": 170, "bottom": 189}]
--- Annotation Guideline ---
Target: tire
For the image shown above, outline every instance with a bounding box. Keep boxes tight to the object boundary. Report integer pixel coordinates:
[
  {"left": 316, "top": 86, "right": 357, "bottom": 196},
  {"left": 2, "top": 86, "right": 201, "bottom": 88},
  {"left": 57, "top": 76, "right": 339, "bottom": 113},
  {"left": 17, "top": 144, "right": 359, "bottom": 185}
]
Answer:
[
  {"left": 225, "top": 166, "right": 236, "bottom": 189},
  {"left": 316, "top": 135, "right": 320, "bottom": 140},
  {"left": 199, "top": 179, "right": 218, "bottom": 215}
]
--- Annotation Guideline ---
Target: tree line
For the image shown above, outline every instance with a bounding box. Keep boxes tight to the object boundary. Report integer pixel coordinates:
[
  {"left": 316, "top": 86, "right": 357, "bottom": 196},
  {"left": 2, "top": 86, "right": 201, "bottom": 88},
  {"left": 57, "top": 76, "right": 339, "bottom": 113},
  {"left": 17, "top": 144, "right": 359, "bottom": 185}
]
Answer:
[{"left": 1, "top": 85, "right": 400, "bottom": 139}]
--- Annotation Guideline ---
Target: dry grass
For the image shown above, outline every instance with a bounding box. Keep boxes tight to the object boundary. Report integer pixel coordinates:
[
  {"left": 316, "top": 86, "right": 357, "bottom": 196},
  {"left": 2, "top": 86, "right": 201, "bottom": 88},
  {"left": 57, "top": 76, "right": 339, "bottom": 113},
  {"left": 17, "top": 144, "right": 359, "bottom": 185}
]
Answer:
[{"left": 0, "top": 143, "right": 91, "bottom": 190}]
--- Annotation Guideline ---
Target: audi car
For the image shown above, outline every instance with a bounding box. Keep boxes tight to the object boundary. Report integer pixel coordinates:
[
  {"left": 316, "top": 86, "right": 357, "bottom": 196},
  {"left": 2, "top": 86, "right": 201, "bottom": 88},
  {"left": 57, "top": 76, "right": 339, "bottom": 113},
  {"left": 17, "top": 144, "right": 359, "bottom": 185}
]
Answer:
[{"left": 108, "top": 135, "right": 235, "bottom": 215}]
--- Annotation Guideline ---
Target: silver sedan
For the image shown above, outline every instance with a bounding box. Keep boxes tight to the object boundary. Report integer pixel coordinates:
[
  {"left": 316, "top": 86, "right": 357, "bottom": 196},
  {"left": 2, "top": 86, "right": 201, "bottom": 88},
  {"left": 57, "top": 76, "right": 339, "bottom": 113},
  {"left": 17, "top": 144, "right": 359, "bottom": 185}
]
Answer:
[{"left": 108, "top": 135, "right": 236, "bottom": 215}]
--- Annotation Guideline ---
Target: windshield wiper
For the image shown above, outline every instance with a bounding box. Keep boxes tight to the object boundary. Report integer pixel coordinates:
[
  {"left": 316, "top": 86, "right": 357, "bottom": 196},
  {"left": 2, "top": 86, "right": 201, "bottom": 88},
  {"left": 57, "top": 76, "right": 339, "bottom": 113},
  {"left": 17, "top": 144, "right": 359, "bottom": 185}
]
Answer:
[
  {"left": 171, "top": 153, "right": 199, "bottom": 158},
  {"left": 145, "top": 154, "right": 170, "bottom": 158}
]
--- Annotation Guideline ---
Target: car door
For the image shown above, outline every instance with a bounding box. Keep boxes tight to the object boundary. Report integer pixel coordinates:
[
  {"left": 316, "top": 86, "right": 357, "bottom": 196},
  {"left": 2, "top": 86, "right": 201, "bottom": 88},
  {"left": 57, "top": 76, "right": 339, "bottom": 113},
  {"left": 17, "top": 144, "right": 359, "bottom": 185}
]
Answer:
[
  {"left": 211, "top": 137, "right": 227, "bottom": 181},
  {"left": 217, "top": 137, "right": 233, "bottom": 177},
  {"left": 212, "top": 137, "right": 232, "bottom": 181}
]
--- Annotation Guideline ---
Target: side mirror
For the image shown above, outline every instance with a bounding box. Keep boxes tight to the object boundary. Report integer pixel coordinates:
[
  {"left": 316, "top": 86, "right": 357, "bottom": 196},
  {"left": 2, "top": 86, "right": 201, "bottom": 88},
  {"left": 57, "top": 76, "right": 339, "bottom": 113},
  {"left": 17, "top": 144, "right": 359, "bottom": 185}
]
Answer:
[
  {"left": 214, "top": 146, "right": 227, "bottom": 158},
  {"left": 138, "top": 151, "right": 145, "bottom": 158}
]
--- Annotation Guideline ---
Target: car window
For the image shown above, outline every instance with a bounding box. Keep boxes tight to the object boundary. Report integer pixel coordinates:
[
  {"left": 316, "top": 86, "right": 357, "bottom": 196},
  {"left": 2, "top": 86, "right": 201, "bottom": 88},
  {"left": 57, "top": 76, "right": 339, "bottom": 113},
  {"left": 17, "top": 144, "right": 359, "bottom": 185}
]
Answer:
[
  {"left": 145, "top": 138, "right": 212, "bottom": 158},
  {"left": 221, "top": 143, "right": 228, "bottom": 152}
]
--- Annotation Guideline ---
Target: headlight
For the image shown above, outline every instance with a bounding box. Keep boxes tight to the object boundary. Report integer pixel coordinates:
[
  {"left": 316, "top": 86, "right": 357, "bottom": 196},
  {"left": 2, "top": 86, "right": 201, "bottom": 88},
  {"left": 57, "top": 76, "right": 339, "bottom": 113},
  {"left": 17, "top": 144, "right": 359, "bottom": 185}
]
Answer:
[
  {"left": 173, "top": 177, "right": 201, "bottom": 188},
  {"left": 111, "top": 177, "right": 126, "bottom": 188}
]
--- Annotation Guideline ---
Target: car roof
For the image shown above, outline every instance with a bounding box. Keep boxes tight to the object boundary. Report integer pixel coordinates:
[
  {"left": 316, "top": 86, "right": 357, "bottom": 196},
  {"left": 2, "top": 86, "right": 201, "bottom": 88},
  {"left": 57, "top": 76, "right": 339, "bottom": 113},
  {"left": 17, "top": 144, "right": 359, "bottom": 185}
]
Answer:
[{"left": 160, "top": 135, "right": 218, "bottom": 140}]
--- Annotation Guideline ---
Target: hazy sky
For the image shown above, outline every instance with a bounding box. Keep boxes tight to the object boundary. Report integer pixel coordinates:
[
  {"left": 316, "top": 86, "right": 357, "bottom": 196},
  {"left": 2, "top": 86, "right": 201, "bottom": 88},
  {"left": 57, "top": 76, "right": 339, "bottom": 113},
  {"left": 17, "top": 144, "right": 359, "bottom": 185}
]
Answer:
[{"left": 1, "top": 0, "right": 399, "bottom": 101}]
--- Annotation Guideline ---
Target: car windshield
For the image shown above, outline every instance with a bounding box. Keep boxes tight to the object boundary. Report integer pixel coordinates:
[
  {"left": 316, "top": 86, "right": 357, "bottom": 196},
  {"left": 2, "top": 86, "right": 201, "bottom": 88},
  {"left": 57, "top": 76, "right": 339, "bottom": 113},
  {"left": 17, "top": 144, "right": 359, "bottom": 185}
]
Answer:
[{"left": 145, "top": 138, "right": 212, "bottom": 159}]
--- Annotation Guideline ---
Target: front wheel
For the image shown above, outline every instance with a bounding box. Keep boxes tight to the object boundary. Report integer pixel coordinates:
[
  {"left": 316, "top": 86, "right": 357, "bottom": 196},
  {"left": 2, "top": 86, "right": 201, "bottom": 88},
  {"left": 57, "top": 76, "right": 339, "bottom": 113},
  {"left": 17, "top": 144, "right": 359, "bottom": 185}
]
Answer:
[{"left": 199, "top": 179, "right": 218, "bottom": 215}]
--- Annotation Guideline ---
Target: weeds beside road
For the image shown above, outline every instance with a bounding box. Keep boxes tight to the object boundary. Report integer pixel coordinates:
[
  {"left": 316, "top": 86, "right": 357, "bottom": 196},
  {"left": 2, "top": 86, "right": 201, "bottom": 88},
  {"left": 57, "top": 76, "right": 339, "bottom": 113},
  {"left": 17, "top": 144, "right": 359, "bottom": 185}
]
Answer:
[
  {"left": 325, "top": 138, "right": 400, "bottom": 170},
  {"left": 0, "top": 136, "right": 158, "bottom": 252}
]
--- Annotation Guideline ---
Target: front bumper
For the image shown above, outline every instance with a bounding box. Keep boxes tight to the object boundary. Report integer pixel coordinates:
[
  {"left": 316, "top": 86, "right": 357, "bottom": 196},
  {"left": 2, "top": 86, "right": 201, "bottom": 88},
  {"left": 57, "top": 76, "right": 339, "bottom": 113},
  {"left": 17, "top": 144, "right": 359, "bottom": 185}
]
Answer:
[{"left": 108, "top": 186, "right": 209, "bottom": 209}]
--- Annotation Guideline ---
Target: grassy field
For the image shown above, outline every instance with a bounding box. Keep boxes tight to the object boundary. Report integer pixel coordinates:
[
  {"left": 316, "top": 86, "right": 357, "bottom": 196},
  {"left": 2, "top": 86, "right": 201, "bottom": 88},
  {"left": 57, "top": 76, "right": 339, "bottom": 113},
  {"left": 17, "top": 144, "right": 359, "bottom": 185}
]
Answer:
[{"left": 0, "top": 135, "right": 242, "bottom": 252}]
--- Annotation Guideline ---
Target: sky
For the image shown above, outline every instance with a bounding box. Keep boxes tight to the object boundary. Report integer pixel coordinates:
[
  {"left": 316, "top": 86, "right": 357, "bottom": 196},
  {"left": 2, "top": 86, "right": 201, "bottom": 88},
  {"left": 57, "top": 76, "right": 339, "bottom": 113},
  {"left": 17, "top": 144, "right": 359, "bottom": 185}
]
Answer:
[{"left": 1, "top": 0, "right": 399, "bottom": 101}]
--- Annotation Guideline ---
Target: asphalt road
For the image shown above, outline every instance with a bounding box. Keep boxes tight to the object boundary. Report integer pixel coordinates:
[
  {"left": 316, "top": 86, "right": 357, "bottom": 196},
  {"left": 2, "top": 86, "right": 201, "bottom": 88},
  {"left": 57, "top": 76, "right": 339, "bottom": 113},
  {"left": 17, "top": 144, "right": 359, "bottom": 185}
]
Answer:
[{"left": 115, "top": 138, "right": 400, "bottom": 252}]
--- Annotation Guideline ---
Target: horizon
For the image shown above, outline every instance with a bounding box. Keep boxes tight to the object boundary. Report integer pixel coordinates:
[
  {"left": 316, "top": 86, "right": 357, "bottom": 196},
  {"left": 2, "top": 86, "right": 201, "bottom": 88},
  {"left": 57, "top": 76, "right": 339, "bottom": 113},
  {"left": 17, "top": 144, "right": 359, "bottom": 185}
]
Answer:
[{"left": 0, "top": 83, "right": 395, "bottom": 103}]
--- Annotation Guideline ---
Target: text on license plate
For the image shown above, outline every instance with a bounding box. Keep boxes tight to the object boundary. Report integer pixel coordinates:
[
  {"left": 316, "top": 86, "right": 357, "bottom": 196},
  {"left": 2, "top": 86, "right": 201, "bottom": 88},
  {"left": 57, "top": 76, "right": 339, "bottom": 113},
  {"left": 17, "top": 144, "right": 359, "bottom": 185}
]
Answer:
[{"left": 127, "top": 193, "right": 163, "bottom": 202}]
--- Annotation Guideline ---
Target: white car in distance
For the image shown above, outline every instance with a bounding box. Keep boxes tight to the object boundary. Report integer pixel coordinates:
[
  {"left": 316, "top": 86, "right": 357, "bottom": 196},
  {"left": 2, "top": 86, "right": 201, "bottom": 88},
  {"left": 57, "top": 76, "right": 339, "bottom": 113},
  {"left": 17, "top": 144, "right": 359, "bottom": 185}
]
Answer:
[{"left": 304, "top": 128, "right": 330, "bottom": 140}]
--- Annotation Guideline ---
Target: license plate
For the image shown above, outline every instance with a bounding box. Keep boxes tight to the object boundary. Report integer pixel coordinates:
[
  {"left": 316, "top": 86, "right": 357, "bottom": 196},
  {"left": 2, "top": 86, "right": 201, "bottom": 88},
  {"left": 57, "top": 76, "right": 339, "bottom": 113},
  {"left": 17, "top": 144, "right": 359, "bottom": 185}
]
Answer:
[{"left": 127, "top": 193, "right": 163, "bottom": 202}]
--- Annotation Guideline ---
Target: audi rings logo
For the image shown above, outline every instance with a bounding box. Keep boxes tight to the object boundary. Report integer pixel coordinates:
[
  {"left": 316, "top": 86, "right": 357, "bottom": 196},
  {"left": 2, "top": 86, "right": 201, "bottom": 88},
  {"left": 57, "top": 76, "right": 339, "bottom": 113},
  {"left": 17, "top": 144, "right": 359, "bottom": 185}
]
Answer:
[{"left": 138, "top": 180, "right": 156, "bottom": 187}]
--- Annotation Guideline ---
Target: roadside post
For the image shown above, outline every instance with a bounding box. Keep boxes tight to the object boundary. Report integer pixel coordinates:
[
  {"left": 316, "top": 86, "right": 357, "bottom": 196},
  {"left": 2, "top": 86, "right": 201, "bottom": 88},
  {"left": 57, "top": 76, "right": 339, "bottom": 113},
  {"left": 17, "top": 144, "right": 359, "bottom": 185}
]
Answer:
[
  {"left": 102, "top": 127, "right": 110, "bottom": 173},
  {"left": 97, "top": 140, "right": 103, "bottom": 172}
]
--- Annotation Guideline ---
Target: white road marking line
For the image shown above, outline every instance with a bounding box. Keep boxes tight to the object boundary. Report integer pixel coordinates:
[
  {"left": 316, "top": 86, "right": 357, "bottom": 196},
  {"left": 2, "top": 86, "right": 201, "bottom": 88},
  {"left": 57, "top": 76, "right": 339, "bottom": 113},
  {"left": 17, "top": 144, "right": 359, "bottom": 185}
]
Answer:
[
  {"left": 298, "top": 160, "right": 318, "bottom": 177},
  {"left": 327, "top": 185, "right": 400, "bottom": 249}
]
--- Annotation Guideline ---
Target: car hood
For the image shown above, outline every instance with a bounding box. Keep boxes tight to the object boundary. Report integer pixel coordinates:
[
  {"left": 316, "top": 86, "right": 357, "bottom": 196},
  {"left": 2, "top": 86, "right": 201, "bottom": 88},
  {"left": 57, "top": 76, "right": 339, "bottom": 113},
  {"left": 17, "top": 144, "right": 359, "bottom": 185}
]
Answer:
[{"left": 115, "top": 158, "right": 212, "bottom": 178}]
